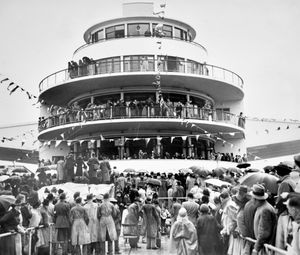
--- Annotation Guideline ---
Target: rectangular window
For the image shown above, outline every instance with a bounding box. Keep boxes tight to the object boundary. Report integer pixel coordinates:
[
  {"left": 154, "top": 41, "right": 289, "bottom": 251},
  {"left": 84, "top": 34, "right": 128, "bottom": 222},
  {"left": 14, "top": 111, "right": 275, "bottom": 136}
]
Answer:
[
  {"left": 163, "top": 25, "right": 172, "bottom": 38},
  {"left": 96, "top": 57, "right": 120, "bottom": 74},
  {"left": 127, "top": 23, "right": 150, "bottom": 37},
  {"left": 159, "top": 56, "right": 184, "bottom": 72},
  {"left": 106, "top": 25, "right": 125, "bottom": 39},
  {"left": 152, "top": 23, "right": 172, "bottom": 38},
  {"left": 124, "top": 55, "right": 154, "bottom": 72}
]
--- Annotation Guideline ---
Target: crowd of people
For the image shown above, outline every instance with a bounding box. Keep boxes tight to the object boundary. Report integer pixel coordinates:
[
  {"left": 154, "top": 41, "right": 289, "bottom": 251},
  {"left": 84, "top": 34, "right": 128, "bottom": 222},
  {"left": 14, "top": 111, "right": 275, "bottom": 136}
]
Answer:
[
  {"left": 38, "top": 98, "right": 221, "bottom": 131},
  {"left": 1, "top": 153, "right": 300, "bottom": 255}
]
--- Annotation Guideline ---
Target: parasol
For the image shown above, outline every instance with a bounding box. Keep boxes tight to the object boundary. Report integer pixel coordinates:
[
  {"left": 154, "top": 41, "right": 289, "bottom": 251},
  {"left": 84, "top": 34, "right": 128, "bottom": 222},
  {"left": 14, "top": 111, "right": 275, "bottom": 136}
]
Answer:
[
  {"left": 123, "top": 168, "right": 136, "bottom": 173},
  {"left": 136, "top": 169, "right": 149, "bottom": 174},
  {"left": 238, "top": 172, "right": 279, "bottom": 194},
  {"left": 213, "top": 167, "right": 227, "bottom": 177},
  {"left": 227, "top": 167, "right": 243, "bottom": 174},
  {"left": 0, "top": 195, "right": 16, "bottom": 211},
  {"left": 178, "top": 168, "right": 193, "bottom": 174},
  {"left": 6, "top": 175, "right": 22, "bottom": 182},
  {"left": 204, "top": 178, "right": 232, "bottom": 188},
  {"left": 237, "top": 163, "right": 251, "bottom": 169},
  {"left": 147, "top": 178, "right": 161, "bottom": 186}
]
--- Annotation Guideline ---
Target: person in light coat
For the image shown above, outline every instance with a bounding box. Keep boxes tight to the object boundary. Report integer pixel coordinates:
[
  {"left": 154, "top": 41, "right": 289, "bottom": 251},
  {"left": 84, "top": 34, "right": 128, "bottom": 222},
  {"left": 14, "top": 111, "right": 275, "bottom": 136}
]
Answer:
[
  {"left": 97, "top": 193, "right": 117, "bottom": 255},
  {"left": 70, "top": 197, "right": 90, "bottom": 255},
  {"left": 84, "top": 194, "right": 100, "bottom": 255},
  {"left": 286, "top": 193, "right": 300, "bottom": 255},
  {"left": 169, "top": 207, "right": 198, "bottom": 255}
]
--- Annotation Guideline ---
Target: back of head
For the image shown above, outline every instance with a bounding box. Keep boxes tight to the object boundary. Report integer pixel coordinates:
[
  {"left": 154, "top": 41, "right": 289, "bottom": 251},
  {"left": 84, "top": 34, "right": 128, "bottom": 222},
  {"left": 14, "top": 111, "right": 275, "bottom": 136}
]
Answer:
[
  {"left": 187, "top": 192, "right": 194, "bottom": 199},
  {"left": 103, "top": 193, "right": 109, "bottom": 200}
]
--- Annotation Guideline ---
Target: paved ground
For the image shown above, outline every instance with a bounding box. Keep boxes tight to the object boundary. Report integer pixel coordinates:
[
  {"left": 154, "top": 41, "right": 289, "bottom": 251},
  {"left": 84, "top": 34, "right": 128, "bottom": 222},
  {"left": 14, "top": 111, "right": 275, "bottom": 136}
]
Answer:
[{"left": 119, "top": 235, "right": 169, "bottom": 255}]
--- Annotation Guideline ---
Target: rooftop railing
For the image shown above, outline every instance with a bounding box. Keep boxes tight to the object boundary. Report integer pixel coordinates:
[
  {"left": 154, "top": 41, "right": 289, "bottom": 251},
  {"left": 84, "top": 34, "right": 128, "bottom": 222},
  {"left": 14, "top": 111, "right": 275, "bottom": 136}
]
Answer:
[
  {"left": 39, "top": 58, "right": 244, "bottom": 93},
  {"left": 38, "top": 106, "right": 245, "bottom": 132}
]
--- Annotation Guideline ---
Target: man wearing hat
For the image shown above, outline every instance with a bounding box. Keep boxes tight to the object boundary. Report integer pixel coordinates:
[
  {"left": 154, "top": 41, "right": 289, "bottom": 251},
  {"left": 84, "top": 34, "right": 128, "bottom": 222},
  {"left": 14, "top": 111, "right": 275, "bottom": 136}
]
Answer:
[
  {"left": 251, "top": 184, "right": 277, "bottom": 254},
  {"left": 110, "top": 197, "right": 122, "bottom": 254},
  {"left": 84, "top": 194, "right": 100, "bottom": 255}
]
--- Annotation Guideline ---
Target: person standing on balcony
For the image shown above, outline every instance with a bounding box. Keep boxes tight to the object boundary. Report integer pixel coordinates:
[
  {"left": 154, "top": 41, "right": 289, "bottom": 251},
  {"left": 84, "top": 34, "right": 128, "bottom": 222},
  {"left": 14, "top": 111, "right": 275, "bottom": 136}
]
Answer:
[
  {"left": 238, "top": 112, "right": 246, "bottom": 128},
  {"left": 175, "top": 101, "right": 183, "bottom": 118}
]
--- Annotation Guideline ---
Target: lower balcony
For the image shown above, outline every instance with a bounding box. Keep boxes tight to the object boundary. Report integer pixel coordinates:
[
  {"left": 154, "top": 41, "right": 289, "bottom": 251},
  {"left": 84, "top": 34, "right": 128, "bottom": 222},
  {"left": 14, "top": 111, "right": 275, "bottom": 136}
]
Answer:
[{"left": 38, "top": 107, "right": 245, "bottom": 141}]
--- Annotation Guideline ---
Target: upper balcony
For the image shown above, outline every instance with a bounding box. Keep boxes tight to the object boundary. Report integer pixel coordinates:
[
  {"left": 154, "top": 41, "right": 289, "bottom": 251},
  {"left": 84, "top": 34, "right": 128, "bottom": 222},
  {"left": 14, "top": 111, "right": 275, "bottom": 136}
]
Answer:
[
  {"left": 39, "top": 57, "right": 244, "bottom": 106},
  {"left": 38, "top": 106, "right": 245, "bottom": 141}
]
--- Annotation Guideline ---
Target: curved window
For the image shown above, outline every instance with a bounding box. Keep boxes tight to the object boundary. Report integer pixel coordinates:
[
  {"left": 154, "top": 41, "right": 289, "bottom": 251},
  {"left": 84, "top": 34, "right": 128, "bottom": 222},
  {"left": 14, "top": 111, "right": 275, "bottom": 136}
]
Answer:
[
  {"left": 174, "top": 27, "right": 187, "bottom": 41},
  {"left": 92, "top": 29, "right": 104, "bottom": 43},
  {"left": 95, "top": 56, "right": 121, "bottom": 74},
  {"left": 187, "top": 59, "right": 204, "bottom": 75},
  {"left": 158, "top": 55, "right": 184, "bottom": 72},
  {"left": 152, "top": 23, "right": 173, "bottom": 38},
  {"left": 128, "top": 23, "right": 150, "bottom": 37},
  {"left": 106, "top": 25, "right": 125, "bottom": 39}
]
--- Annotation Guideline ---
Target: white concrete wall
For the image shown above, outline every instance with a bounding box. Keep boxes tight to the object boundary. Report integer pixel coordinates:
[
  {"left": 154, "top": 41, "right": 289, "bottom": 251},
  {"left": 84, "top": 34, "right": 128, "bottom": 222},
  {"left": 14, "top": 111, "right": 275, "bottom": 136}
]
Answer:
[
  {"left": 74, "top": 37, "right": 207, "bottom": 63},
  {"left": 246, "top": 120, "right": 300, "bottom": 147}
]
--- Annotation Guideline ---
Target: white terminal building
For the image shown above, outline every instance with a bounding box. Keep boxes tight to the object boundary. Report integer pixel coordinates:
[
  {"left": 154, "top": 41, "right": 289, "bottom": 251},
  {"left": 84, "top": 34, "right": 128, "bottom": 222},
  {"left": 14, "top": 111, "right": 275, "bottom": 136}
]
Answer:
[{"left": 37, "top": 2, "right": 246, "bottom": 162}]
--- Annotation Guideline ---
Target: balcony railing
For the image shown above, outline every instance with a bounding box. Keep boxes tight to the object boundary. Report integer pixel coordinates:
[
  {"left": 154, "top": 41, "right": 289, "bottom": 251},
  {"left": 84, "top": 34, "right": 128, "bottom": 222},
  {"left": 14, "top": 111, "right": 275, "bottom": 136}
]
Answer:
[
  {"left": 39, "top": 58, "right": 244, "bottom": 93},
  {"left": 38, "top": 106, "right": 245, "bottom": 132}
]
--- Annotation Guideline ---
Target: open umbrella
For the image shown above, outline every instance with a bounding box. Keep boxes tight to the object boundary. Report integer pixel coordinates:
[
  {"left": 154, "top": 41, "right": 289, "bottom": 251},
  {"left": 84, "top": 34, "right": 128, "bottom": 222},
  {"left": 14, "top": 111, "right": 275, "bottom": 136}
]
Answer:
[
  {"left": 178, "top": 168, "right": 193, "bottom": 174},
  {"left": 204, "top": 178, "right": 232, "bottom": 188},
  {"left": 136, "top": 169, "right": 149, "bottom": 174},
  {"left": 147, "top": 178, "right": 161, "bottom": 186},
  {"left": 213, "top": 167, "right": 226, "bottom": 177},
  {"left": 36, "top": 166, "right": 51, "bottom": 172},
  {"left": 123, "top": 168, "right": 136, "bottom": 173},
  {"left": 0, "top": 195, "right": 16, "bottom": 211},
  {"left": 227, "top": 167, "right": 242, "bottom": 174},
  {"left": 245, "top": 168, "right": 263, "bottom": 173},
  {"left": 191, "top": 167, "right": 209, "bottom": 178},
  {"left": 237, "top": 163, "right": 251, "bottom": 169},
  {"left": 238, "top": 172, "right": 279, "bottom": 194},
  {"left": 0, "top": 175, "right": 10, "bottom": 182}
]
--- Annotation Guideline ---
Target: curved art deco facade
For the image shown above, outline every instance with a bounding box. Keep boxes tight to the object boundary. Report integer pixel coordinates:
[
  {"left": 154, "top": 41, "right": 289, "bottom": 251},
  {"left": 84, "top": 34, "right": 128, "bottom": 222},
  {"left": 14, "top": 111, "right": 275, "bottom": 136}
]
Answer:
[{"left": 38, "top": 2, "right": 245, "bottom": 161}]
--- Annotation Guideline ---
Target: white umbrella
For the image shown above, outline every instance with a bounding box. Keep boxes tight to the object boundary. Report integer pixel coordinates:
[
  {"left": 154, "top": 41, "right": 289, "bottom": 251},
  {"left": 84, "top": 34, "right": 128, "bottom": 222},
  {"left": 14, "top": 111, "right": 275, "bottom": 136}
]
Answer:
[{"left": 0, "top": 175, "right": 10, "bottom": 182}]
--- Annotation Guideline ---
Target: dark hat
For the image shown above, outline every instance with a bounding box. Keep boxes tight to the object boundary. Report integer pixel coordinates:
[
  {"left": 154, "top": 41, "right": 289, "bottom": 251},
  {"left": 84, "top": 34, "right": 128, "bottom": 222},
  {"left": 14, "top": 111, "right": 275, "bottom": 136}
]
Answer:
[
  {"left": 238, "top": 185, "right": 248, "bottom": 194},
  {"left": 73, "top": 191, "right": 80, "bottom": 199},
  {"left": 75, "top": 197, "right": 82, "bottom": 204},
  {"left": 200, "top": 204, "right": 209, "bottom": 213},
  {"left": 250, "top": 184, "right": 268, "bottom": 200},
  {"left": 85, "top": 194, "right": 94, "bottom": 201},
  {"left": 59, "top": 193, "right": 66, "bottom": 200},
  {"left": 274, "top": 163, "right": 292, "bottom": 177},
  {"left": 232, "top": 193, "right": 249, "bottom": 206}
]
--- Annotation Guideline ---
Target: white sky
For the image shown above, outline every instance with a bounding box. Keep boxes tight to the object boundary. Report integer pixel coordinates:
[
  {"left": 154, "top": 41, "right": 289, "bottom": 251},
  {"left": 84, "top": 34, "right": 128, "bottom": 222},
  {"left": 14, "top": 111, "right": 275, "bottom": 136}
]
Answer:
[{"left": 0, "top": 0, "right": 299, "bottom": 127}]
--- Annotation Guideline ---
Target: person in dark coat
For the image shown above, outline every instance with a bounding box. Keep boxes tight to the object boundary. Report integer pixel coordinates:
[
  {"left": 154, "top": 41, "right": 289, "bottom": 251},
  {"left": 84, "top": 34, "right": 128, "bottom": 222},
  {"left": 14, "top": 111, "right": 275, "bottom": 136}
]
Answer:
[
  {"left": 196, "top": 204, "right": 220, "bottom": 255},
  {"left": 141, "top": 198, "right": 160, "bottom": 249},
  {"left": 75, "top": 155, "right": 87, "bottom": 177},
  {"left": 123, "top": 198, "right": 142, "bottom": 248},
  {"left": 87, "top": 153, "right": 99, "bottom": 184},
  {"left": 54, "top": 193, "right": 70, "bottom": 255},
  {"left": 65, "top": 153, "right": 76, "bottom": 182}
]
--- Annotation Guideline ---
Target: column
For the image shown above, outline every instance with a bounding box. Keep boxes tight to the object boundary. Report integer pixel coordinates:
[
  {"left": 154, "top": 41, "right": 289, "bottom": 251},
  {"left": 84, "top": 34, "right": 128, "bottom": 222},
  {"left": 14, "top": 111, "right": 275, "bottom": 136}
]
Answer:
[
  {"left": 120, "top": 136, "right": 125, "bottom": 159},
  {"left": 156, "top": 136, "right": 161, "bottom": 157},
  {"left": 182, "top": 138, "right": 186, "bottom": 158},
  {"left": 187, "top": 136, "right": 192, "bottom": 158}
]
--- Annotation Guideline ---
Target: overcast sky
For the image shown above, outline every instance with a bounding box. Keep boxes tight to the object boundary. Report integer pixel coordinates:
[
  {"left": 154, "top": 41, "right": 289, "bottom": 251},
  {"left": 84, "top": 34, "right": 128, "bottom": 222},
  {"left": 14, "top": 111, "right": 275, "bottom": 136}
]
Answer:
[{"left": 0, "top": 0, "right": 299, "bottom": 127}]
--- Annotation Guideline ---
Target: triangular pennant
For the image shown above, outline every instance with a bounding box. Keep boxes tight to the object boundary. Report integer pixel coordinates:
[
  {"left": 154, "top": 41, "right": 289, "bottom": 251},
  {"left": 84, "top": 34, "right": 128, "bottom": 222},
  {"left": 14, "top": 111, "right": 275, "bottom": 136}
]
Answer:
[
  {"left": 145, "top": 138, "right": 150, "bottom": 145},
  {"left": 0, "top": 78, "right": 9, "bottom": 83},
  {"left": 182, "top": 136, "right": 187, "bottom": 141},
  {"left": 196, "top": 135, "right": 200, "bottom": 140},
  {"left": 67, "top": 140, "right": 72, "bottom": 146},
  {"left": 47, "top": 141, "right": 51, "bottom": 146},
  {"left": 55, "top": 140, "right": 62, "bottom": 147},
  {"left": 90, "top": 139, "right": 95, "bottom": 144},
  {"left": 60, "top": 133, "right": 65, "bottom": 139},
  {"left": 100, "top": 134, "right": 105, "bottom": 141},
  {"left": 171, "top": 137, "right": 175, "bottom": 143},
  {"left": 7, "top": 82, "right": 15, "bottom": 90}
]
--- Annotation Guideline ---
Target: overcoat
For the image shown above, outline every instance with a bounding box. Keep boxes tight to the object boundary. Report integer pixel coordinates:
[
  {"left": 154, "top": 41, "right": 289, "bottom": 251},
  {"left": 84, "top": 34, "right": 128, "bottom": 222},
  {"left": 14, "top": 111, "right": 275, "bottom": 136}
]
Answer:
[
  {"left": 141, "top": 203, "right": 160, "bottom": 238},
  {"left": 97, "top": 200, "right": 117, "bottom": 241},
  {"left": 84, "top": 200, "right": 100, "bottom": 242},
  {"left": 70, "top": 204, "right": 90, "bottom": 245}
]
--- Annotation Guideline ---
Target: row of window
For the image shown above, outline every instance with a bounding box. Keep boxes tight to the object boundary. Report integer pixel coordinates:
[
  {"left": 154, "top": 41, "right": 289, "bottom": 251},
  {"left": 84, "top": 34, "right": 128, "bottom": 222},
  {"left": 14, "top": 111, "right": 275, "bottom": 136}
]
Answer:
[{"left": 90, "top": 23, "right": 191, "bottom": 43}]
